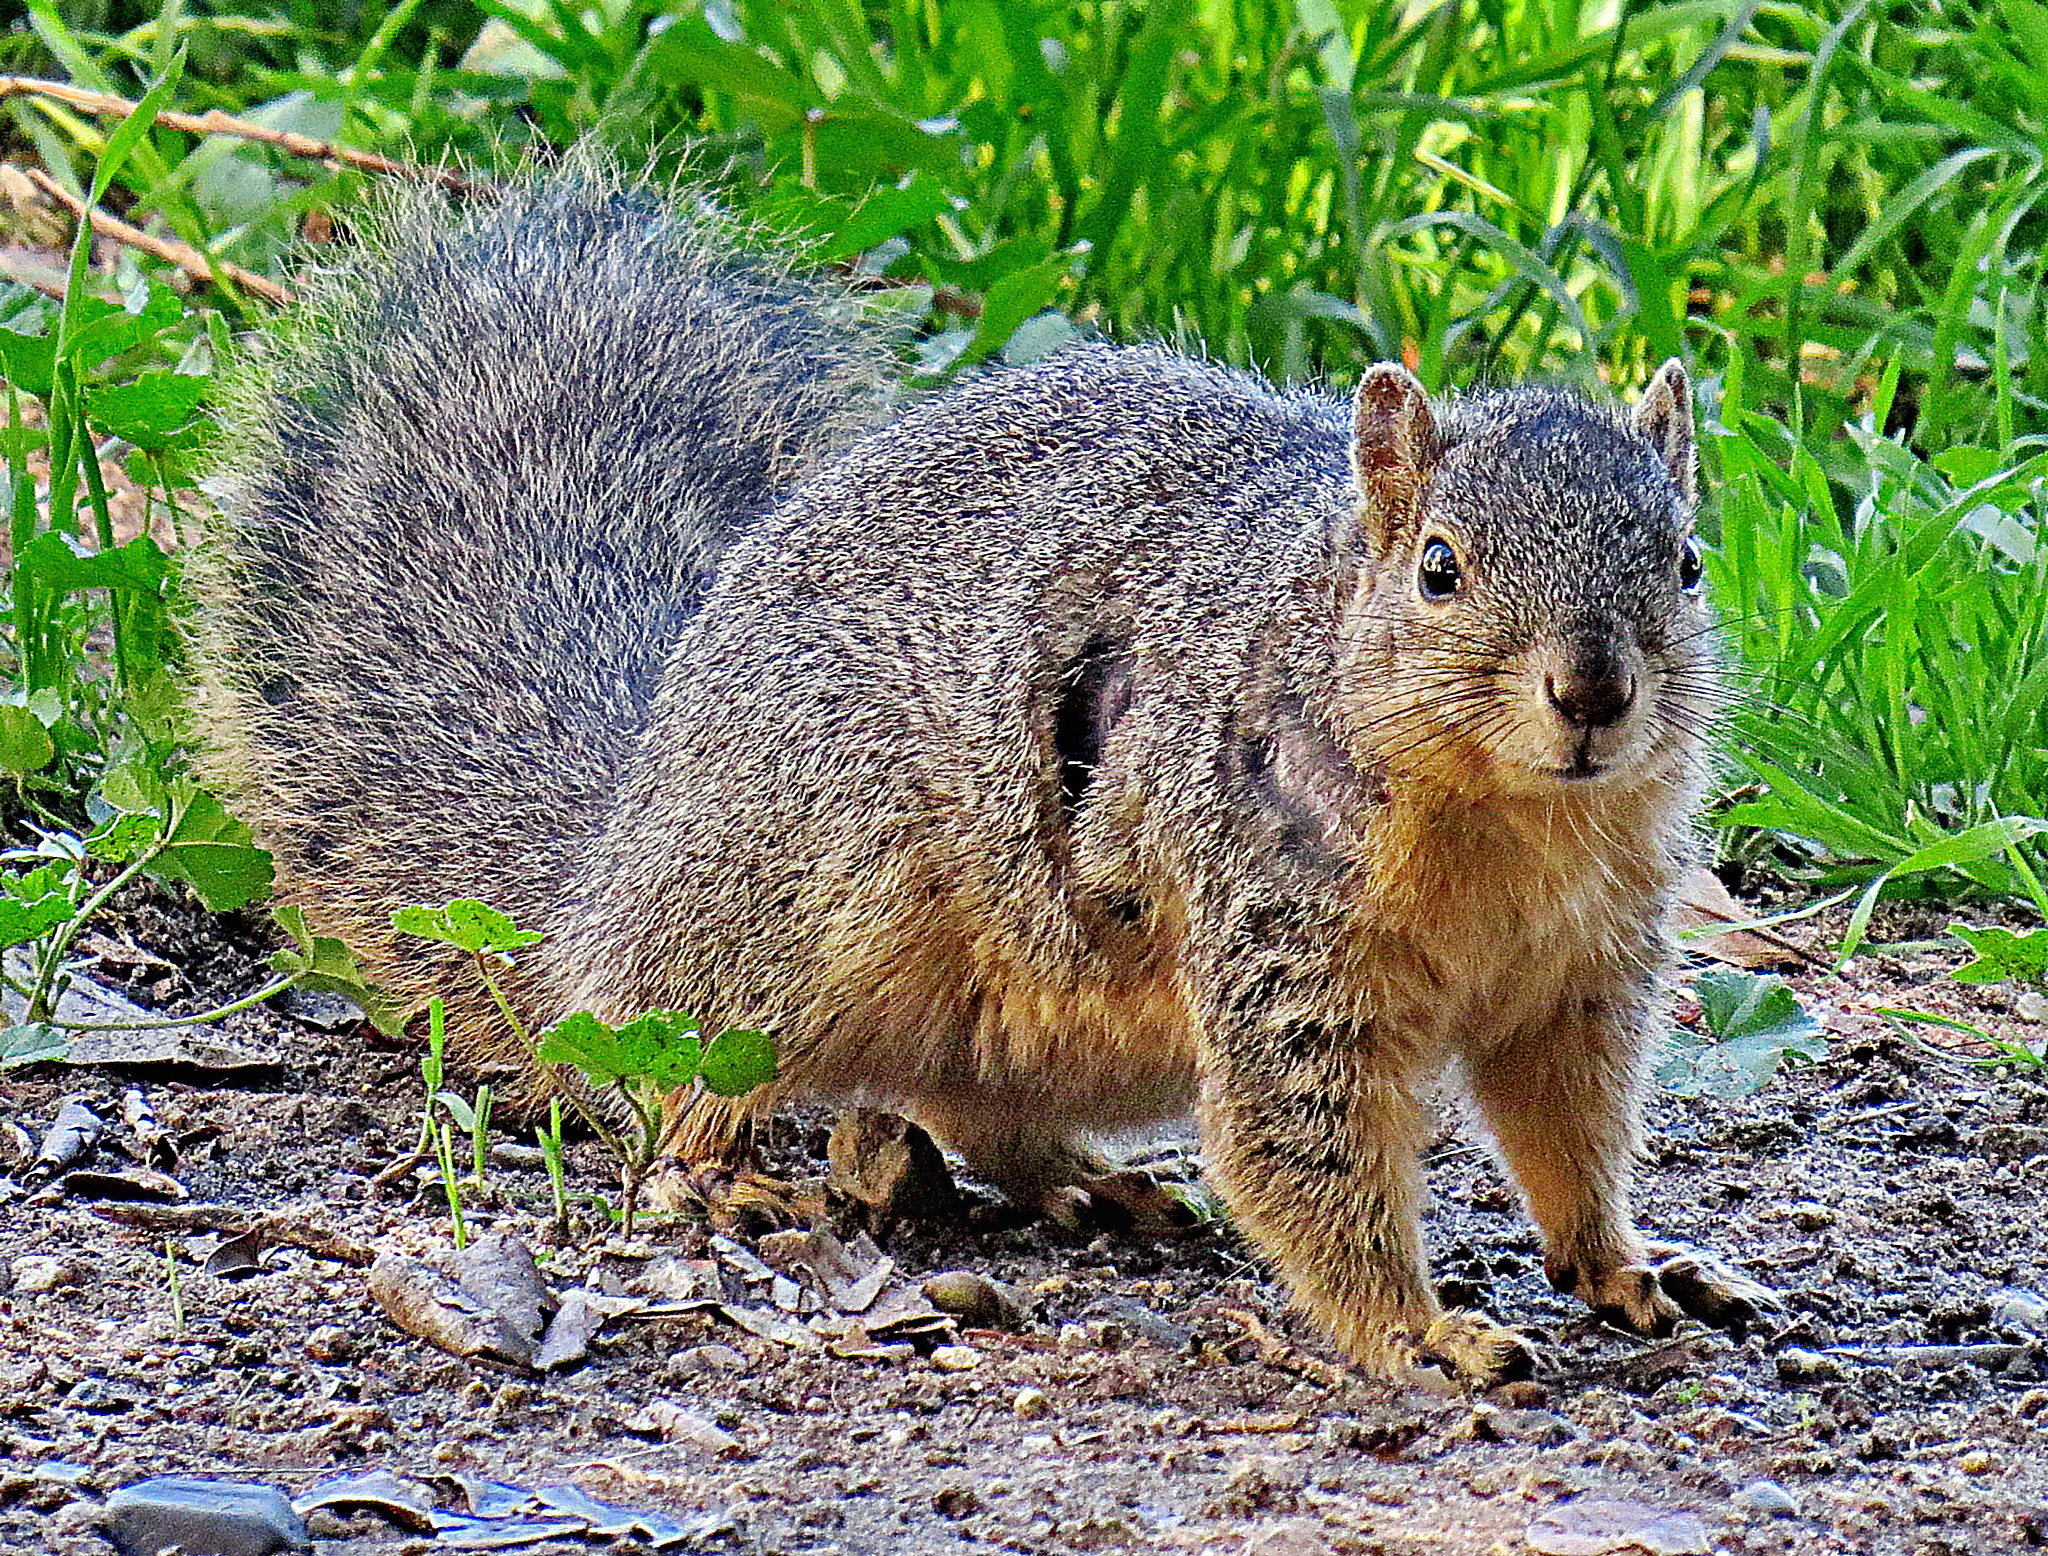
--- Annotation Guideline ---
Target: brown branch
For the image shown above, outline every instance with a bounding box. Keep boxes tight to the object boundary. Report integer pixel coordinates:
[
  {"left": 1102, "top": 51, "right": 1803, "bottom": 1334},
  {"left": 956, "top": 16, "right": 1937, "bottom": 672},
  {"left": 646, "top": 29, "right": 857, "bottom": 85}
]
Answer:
[
  {"left": 0, "top": 74, "right": 476, "bottom": 193},
  {"left": 17, "top": 163, "right": 292, "bottom": 305}
]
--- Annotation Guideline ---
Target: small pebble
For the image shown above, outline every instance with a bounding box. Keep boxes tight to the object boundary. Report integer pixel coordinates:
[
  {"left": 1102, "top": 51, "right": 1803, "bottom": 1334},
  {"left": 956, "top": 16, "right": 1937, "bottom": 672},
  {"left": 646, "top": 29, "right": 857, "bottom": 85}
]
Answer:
[
  {"left": 304, "top": 1326, "right": 356, "bottom": 1363},
  {"left": 1989, "top": 1288, "right": 2048, "bottom": 1335},
  {"left": 1957, "top": 1449, "right": 1998, "bottom": 1475},
  {"left": 923, "top": 1270, "right": 1025, "bottom": 1330},
  {"left": 666, "top": 1343, "right": 747, "bottom": 1379},
  {"left": 1013, "top": 1386, "right": 1050, "bottom": 1420},
  {"left": 1734, "top": 1478, "right": 1799, "bottom": 1518},
  {"left": 931, "top": 1344, "right": 981, "bottom": 1372},
  {"left": 1775, "top": 1347, "right": 1843, "bottom": 1384},
  {"left": 932, "top": 1483, "right": 982, "bottom": 1519},
  {"left": 9, "top": 1255, "right": 85, "bottom": 1295}
]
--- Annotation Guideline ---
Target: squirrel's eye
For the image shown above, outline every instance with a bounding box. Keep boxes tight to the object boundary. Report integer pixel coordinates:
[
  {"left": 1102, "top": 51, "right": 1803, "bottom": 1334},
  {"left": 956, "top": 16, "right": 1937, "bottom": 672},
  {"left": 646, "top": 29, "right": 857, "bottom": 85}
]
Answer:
[
  {"left": 1417, "top": 539, "right": 1462, "bottom": 601},
  {"left": 1678, "top": 535, "right": 1704, "bottom": 593}
]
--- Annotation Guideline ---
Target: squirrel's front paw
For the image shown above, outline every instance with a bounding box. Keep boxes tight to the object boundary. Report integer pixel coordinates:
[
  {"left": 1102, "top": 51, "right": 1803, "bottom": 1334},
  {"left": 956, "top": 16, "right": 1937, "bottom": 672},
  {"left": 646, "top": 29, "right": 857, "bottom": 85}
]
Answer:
[
  {"left": 1405, "top": 1310, "right": 1537, "bottom": 1388},
  {"left": 1554, "top": 1241, "right": 1778, "bottom": 1339}
]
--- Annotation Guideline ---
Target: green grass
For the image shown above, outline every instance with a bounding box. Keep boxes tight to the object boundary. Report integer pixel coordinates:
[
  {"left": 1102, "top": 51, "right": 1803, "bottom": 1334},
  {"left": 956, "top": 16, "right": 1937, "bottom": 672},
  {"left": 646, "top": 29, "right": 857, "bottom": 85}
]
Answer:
[{"left": 1, "top": 0, "right": 2044, "bottom": 920}]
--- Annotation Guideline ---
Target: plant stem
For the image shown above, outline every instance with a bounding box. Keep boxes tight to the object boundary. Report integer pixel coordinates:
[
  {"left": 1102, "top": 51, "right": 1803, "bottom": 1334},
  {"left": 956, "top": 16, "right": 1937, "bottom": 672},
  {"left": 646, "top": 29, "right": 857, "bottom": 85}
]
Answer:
[{"left": 44, "top": 971, "right": 302, "bottom": 1032}]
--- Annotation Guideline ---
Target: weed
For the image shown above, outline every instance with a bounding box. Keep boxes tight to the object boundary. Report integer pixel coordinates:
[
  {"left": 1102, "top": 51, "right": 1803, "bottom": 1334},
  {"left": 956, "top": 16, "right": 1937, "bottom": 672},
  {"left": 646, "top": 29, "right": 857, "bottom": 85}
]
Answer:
[
  {"left": 395, "top": 898, "right": 777, "bottom": 1238},
  {"left": 536, "top": 1096, "right": 569, "bottom": 1242},
  {"left": 1661, "top": 969, "right": 1827, "bottom": 1098}
]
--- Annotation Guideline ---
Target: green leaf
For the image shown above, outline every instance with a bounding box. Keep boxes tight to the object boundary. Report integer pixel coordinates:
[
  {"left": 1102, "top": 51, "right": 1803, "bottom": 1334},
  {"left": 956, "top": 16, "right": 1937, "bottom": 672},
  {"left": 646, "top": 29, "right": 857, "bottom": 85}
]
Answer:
[
  {"left": 0, "top": 327, "right": 56, "bottom": 400},
  {"left": 1659, "top": 970, "right": 1827, "bottom": 1098},
  {"left": 63, "top": 283, "right": 183, "bottom": 372},
  {"left": 0, "top": 886, "right": 78, "bottom": 949},
  {"left": 0, "top": 1022, "right": 68, "bottom": 1070},
  {"left": 0, "top": 704, "right": 55, "bottom": 776},
  {"left": 270, "top": 903, "right": 409, "bottom": 1036},
  {"left": 798, "top": 176, "right": 954, "bottom": 263},
  {"left": 18, "top": 531, "right": 171, "bottom": 595},
  {"left": 956, "top": 252, "right": 1075, "bottom": 367},
  {"left": 1932, "top": 445, "right": 2002, "bottom": 487},
  {"left": 85, "top": 371, "right": 211, "bottom": 449},
  {"left": 1949, "top": 923, "right": 2048, "bottom": 987},
  {"left": 393, "top": 899, "right": 545, "bottom": 957},
  {"left": 87, "top": 48, "right": 186, "bottom": 205},
  {"left": 614, "top": 1010, "right": 708, "bottom": 1089},
  {"left": 1839, "top": 816, "right": 2048, "bottom": 962},
  {"left": 700, "top": 1027, "right": 777, "bottom": 1096},
  {"left": 535, "top": 1010, "right": 633, "bottom": 1088},
  {"left": 535, "top": 1008, "right": 712, "bottom": 1091},
  {"left": 87, "top": 809, "right": 162, "bottom": 862},
  {"left": 435, "top": 1089, "right": 478, "bottom": 1131},
  {"left": 151, "top": 780, "right": 274, "bottom": 911}
]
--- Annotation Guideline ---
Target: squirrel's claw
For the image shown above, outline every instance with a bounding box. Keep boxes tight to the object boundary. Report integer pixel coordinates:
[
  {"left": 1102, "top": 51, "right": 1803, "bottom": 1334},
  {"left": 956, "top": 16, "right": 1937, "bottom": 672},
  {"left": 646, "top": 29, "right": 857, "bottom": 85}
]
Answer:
[
  {"left": 1642, "top": 1241, "right": 1780, "bottom": 1339},
  {"left": 1410, "top": 1310, "right": 1537, "bottom": 1389},
  {"left": 1568, "top": 1240, "right": 1779, "bottom": 1340}
]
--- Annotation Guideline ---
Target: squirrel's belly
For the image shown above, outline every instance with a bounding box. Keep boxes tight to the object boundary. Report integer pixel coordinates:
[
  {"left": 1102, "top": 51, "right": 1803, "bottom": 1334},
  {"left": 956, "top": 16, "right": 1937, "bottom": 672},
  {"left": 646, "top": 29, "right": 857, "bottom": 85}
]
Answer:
[
  {"left": 969, "top": 954, "right": 1199, "bottom": 1128},
  {"left": 786, "top": 871, "right": 1199, "bottom": 1130}
]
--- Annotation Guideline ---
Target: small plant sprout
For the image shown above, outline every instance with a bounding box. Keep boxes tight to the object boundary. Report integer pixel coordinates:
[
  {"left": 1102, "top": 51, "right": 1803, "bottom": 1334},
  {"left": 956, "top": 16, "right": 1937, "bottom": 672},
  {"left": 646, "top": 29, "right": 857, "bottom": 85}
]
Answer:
[
  {"left": 534, "top": 1008, "right": 776, "bottom": 1238},
  {"left": 433, "top": 1118, "right": 467, "bottom": 1251},
  {"left": 1660, "top": 970, "right": 1827, "bottom": 1098},
  {"left": 537, "top": 1098, "right": 570, "bottom": 1242},
  {"left": 395, "top": 899, "right": 777, "bottom": 1239}
]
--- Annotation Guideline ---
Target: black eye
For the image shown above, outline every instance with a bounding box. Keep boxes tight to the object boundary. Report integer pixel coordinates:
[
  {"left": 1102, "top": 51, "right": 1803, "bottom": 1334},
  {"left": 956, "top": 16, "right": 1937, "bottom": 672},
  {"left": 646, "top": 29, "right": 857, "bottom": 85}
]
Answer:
[
  {"left": 1678, "top": 535, "right": 1703, "bottom": 592},
  {"left": 1417, "top": 538, "right": 1461, "bottom": 600}
]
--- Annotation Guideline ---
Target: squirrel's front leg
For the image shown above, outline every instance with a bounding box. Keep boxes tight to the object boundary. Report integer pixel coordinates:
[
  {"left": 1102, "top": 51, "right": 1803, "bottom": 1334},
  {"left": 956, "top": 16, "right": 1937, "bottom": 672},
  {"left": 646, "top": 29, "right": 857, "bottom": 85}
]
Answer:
[
  {"left": 1465, "top": 989, "right": 1776, "bottom": 1337},
  {"left": 1194, "top": 941, "right": 1533, "bottom": 1387}
]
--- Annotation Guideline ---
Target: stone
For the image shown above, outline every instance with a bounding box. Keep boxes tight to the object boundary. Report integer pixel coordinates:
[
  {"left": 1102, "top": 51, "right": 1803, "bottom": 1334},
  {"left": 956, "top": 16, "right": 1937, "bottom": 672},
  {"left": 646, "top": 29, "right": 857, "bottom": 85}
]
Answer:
[
  {"left": 1734, "top": 1479, "right": 1798, "bottom": 1518},
  {"left": 1775, "top": 1347, "right": 1843, "bottom": 1384},
  {"left": 104, "top": 1476, "right": 308, "bottom": 1556},
  {"left": 1989, "top": 1287, "right": 2048, "bottom": 1335},
  {"left": 923, "top": 1270, "right": 1026, "bottom": 1330}
]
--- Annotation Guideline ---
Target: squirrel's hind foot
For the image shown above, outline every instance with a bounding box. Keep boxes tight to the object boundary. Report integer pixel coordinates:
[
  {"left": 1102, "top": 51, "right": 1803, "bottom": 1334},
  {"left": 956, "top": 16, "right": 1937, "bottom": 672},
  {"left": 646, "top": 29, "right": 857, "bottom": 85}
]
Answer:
[
  {"left": 1556, "top": 1239, "right": 1778, "bottom": 1340},
  {"left": 1044, "top": 1167, "right": 1205, "bottom": 1234},
  {"left": 641, "top": 1160, "right": 819, "bottom": 1233},
  {"left": 1405, "top": 1311, "right": 1538, "bottom": 1389}
]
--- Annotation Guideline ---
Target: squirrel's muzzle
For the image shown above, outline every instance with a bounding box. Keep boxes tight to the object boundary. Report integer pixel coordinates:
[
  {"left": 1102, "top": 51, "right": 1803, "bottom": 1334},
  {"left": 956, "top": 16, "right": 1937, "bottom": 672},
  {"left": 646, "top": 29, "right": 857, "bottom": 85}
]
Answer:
[{"left": 1544, "top": 668, "right": 1636, "bottom": 731}]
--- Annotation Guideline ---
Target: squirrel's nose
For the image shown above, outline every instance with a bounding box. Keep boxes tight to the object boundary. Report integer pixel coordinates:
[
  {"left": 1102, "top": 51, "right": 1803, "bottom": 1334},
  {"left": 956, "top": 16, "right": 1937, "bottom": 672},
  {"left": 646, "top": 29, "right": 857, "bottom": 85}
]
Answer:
[{"left": 1545, "top": 672, "right": 1636, "bottom": 730}]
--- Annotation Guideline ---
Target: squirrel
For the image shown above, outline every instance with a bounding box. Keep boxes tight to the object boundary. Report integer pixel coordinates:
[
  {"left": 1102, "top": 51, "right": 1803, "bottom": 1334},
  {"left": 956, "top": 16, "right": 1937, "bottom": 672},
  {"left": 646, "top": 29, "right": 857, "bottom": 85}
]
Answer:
[{"left": 190, "top": 166, "right": 1776, "bottom": 1386}]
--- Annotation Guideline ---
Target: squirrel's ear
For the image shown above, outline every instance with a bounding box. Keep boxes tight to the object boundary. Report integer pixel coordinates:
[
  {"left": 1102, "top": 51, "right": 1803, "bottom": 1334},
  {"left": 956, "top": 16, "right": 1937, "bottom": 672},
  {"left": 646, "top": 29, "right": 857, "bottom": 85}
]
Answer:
[
  {"left": 1351, "top": 363, "right": 1440, "bottom": 550},
  {"left": 1634, "top": 358, "right": 1697, "bottom": 503}
]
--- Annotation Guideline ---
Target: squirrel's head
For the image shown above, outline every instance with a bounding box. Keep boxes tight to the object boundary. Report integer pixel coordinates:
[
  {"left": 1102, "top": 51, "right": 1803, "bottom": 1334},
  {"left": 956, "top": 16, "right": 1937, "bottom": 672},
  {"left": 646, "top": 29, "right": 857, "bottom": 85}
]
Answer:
[{"left": 1330, "top": 359, "right": 1711, "bottom": 801}]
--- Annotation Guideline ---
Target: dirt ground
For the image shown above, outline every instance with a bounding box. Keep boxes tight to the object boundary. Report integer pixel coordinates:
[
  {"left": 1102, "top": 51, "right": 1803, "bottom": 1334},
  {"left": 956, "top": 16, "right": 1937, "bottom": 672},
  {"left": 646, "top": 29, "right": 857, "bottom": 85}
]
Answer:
[{"left": 3, "top": 885, "right": 2046, "bottom": 1556}]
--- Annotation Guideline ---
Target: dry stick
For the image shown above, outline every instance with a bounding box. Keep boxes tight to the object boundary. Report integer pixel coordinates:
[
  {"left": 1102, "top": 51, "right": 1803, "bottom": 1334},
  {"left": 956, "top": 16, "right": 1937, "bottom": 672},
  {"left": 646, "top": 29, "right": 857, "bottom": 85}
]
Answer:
[
  {"left": 3, "top": 75, "right": 973, "bottom": 318},
  {"left": 19, "top": 164, "right": 292, "bottom": 305},
  {"left": 0, "top": 74, "right": 477, "bottom": 193},
  {"left": 1218, "top": 1306, "right": 1358, "bottom": 1391}
]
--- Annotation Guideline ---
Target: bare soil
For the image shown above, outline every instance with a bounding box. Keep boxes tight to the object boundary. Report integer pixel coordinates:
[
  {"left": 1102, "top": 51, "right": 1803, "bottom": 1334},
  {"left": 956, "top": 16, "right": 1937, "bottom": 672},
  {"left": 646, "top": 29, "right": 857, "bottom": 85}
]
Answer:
[{"left": 3, "top": 885, "right": 2046, "bottom": 1556}]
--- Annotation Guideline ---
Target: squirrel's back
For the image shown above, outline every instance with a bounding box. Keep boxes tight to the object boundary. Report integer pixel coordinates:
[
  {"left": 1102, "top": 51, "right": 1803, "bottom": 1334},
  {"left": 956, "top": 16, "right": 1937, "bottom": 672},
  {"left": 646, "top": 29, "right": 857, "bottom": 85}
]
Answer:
[{"left": 188, "top": 168, "right": 897, "bottom": 1010}]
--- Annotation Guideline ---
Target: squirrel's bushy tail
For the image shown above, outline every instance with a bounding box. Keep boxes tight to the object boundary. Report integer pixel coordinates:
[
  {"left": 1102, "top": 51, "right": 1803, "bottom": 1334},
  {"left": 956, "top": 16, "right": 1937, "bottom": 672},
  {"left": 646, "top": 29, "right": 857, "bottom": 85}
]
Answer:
[{"left": 189, "top": 165, "right": 896, "bottom": 1010}]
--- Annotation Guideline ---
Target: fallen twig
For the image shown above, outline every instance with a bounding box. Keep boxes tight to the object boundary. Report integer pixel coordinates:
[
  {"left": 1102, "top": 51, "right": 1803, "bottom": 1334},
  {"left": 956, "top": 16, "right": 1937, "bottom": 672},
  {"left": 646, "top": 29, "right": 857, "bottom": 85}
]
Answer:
[
  {"left": 0, "top": 75, "right": 476, "bottom": 193},
  {"left": 91, "top": 1200, "right": 377, "bottom": 1266},
  {"left": 1822, "top": 1342, "right": 2033, "bottom": 1371},
  {"left": 15, "top": 164, "right": 291, "bottom": 304},
  {"left": 1218, "top": 1305, "right": 1357, "bottom": 1390}
]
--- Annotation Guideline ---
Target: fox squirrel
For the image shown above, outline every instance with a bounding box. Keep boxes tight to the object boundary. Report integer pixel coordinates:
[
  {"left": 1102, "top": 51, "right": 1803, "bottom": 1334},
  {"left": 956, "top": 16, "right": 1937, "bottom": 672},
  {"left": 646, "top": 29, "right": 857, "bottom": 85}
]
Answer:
[{"left": 190, "top": 168, "right": 1774, "bottom": 1385}]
